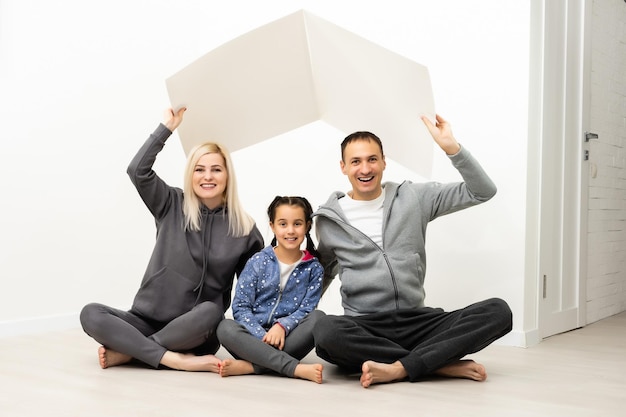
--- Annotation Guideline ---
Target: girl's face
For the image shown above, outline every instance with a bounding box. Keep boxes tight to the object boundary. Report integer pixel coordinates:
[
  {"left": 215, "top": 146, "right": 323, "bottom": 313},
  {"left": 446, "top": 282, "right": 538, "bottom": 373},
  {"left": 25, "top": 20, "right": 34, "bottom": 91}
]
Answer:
[
  {"left": 192, "top": 152, "right": 228, "bottom": 209},
  {"left": 270, "top": 205, "right": 309, "bottom": 252}
]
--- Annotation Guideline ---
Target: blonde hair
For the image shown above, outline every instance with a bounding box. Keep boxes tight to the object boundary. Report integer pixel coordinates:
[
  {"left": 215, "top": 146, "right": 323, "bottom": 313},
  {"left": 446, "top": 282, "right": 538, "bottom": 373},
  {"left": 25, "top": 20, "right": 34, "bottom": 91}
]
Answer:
[{"left": 182, "top": 142, "right": 255, "bottom": 237}]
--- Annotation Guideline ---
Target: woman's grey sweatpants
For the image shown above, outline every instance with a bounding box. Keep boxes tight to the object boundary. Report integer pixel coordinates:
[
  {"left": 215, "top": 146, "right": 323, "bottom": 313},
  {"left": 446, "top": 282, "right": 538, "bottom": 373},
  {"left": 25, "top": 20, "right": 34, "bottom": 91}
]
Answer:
[
  {"left": 313, "top": 298, "right": 512, "bottom": 381},
  {"left": 80, "top": 301, "right": 222, "bottom": 368},
  {"left": 216, "top": 310, "right": 325, "bottom": 377}
]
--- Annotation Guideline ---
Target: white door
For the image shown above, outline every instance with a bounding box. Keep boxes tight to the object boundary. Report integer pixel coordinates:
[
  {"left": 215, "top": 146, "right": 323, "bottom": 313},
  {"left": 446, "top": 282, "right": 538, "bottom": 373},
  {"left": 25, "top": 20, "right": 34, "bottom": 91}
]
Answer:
[{"left": 532, "top": 0, "right": 589, "bottom": 339}]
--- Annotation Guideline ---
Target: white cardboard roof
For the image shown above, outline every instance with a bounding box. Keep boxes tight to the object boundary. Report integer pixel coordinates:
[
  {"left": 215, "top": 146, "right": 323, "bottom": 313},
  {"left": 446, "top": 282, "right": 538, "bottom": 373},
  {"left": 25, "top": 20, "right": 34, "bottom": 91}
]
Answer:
[{"left": 166, "top": 9, "right": 434, "bottom": 177}]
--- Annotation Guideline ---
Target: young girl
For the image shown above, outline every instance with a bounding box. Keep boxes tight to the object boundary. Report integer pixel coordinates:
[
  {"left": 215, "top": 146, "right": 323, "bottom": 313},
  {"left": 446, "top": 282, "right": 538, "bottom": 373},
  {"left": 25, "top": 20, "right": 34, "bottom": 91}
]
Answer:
[
  {"left": 216, "top": 196, "right": 325, "bottom": 383},
  {"left": 80, "top": 108, "right": 263, "bottom": 372}
]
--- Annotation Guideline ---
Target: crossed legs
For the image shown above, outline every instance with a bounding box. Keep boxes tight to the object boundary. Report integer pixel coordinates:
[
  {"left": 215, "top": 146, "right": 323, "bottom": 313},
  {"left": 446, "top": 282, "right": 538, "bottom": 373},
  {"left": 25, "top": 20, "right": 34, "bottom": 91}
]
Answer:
[
  {"left": 80, "top": 301, "right": 223, "bottom": 371},
  {"left": 217, "top": 310, "right": 325, "bottom": 383},
  {"left": 313, "top": 298, "right": 512, "bottom": 387}
]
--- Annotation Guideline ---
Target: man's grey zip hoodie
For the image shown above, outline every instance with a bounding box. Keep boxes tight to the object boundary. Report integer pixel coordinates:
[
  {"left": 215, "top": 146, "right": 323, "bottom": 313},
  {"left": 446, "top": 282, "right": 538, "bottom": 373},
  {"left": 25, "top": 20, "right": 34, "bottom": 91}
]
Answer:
[{"left": 313, "top": 146, "right": 496, "bottom": 316}]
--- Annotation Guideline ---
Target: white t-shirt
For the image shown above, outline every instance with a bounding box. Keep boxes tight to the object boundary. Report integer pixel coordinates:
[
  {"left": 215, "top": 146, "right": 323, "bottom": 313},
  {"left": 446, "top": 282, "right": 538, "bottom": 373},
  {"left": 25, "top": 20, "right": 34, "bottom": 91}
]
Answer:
[
  {"left": 339, "top": 188, "right": 385, "bottom": 248},
  {"left": 277, "top": 252, "right": 304, "bottom": 290}
]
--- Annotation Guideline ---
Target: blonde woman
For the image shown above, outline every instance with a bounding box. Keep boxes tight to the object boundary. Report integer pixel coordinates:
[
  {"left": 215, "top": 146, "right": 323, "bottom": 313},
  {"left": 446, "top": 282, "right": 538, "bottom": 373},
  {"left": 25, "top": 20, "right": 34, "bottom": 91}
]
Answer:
[{"left": 80, "top": 108, "right": 263, "bottom": 372}]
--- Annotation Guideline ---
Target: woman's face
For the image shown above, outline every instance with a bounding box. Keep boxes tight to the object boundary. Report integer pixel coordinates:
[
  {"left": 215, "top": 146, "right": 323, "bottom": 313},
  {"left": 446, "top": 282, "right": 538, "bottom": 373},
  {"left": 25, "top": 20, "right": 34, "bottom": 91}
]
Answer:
[{"left": 192, "top": 152, "right": 228, "bottom": 209}]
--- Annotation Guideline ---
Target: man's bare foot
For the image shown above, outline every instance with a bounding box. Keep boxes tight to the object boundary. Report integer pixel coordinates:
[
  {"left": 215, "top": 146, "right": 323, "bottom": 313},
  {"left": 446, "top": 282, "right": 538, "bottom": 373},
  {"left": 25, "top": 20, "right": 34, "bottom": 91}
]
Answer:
[
  {"left": 218, "top": 359, "right": 254, "bottom": 377},
  {"left": 435, "top": 359, "right": 487, "bottom": 381},
  {"left": 294, "top": 363, "right": 323, "bottom": 384},
  {"left": 360, "top": 360, "right": 408, "bottom": 388},
  {"left": 160, "top": 351, "right": 221, "bottom": 372},
  {"left": 98, "top": 346, "right": 131, "bottom": 369}
]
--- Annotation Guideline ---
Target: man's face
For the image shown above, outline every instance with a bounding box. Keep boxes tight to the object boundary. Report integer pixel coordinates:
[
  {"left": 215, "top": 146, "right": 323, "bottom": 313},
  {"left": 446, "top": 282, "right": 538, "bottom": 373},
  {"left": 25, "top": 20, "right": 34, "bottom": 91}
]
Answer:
[{"left": 340, "top": 138, "right": 386, "bottom": 201}]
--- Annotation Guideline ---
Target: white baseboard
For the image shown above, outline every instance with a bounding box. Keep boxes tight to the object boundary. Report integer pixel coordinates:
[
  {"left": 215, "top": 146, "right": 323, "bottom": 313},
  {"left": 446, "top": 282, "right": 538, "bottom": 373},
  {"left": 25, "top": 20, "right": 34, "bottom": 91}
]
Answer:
[
  {"left": 494, "top": 328, "right": 541, "bottom": 348},
  {"left": 0, "top": 313, "right": 80, "bottom": 338}
]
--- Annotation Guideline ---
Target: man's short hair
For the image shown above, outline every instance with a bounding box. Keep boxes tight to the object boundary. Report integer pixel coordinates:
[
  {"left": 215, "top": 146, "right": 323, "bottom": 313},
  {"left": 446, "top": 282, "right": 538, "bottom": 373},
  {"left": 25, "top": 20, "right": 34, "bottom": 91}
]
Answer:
[{"left": 341, "top": 131, "right": 384, "bottom": 161}]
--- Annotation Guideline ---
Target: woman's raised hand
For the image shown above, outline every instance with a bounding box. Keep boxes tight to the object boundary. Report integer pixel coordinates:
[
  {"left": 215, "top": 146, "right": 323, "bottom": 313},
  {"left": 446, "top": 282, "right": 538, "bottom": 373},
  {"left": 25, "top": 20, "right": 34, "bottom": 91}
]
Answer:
[{"left": 163, "top": 107, "right": 187, "bottom": 132}]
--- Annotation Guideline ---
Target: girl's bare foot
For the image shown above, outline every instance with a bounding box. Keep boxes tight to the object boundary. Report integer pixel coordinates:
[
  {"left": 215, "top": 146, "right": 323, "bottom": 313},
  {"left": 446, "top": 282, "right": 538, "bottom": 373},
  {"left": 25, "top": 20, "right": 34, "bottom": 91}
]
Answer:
[
  {"left": 360, "top": 360, "right": 408, "bottom": 388},
  {"left": 98, "top": 346, "right": 131, "bottom": 369},
  {"left": 294, "top": 363, "right": 323, "bottom": 384},
  {"left": 160, "top": 351, "right": 221, "bottom": 372},
  {"left": 218, "top": 359, "right": 254, "bottom": 377},
  {"left": 435, "top": 359, "right": 487, "bottom": 381}
]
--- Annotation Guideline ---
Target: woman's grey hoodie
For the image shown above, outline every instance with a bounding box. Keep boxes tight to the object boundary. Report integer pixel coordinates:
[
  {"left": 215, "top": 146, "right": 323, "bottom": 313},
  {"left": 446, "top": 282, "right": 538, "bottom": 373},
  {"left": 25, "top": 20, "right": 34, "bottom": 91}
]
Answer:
[{"left": 127, "top": 124, "right": 263, "bottom": 323}]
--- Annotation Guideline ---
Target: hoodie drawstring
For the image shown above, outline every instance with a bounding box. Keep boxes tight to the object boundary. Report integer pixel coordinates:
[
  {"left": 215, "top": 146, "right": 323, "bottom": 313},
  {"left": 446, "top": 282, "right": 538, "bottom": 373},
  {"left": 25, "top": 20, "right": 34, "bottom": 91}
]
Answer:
[{"left": 193, "top": 207, "right": 210, "bottom": 304}]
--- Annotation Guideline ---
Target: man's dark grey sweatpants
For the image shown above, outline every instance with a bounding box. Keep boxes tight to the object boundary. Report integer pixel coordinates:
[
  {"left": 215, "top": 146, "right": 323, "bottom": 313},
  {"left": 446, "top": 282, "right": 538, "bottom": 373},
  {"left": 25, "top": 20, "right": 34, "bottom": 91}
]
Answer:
[{"left": 313, "top": 297, "right": 512, "bottom": 381}]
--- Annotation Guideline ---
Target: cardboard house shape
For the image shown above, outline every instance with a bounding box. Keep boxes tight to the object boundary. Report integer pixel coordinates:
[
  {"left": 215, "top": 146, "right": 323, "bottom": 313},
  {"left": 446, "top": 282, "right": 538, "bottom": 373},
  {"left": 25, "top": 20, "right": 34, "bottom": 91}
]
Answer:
[{"left": 166, "top": 9, "right": 435, "bottom": 177}]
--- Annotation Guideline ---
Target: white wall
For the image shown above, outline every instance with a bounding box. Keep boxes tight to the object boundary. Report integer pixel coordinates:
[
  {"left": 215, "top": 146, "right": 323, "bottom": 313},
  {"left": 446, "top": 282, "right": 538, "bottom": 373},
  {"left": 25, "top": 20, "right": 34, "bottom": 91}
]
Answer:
[
  {"left": 586, "top": 0, "right": 626, "bottom": 323},
  {"left": 0, "top": 0, "right": 530, "bottom": 344}
]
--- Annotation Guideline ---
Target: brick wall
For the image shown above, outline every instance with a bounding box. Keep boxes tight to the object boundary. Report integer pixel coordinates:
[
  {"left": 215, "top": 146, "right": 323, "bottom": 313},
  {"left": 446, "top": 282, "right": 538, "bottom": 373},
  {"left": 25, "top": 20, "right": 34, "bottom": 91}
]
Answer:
[{"left": 587, "top": 0, "right": 626, "bottom": 323}]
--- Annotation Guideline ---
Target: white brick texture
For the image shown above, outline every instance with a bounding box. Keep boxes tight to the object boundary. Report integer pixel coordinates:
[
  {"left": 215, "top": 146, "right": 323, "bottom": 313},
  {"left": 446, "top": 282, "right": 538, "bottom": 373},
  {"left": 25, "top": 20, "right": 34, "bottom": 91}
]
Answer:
[{"left": 587, "top": 0, "right": 626, "bottom": 323}]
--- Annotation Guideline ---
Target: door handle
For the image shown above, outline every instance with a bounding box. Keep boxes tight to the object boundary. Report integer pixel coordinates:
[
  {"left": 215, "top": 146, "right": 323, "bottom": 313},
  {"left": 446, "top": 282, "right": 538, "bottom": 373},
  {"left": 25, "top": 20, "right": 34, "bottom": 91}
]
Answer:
[{"left": 585, "top": 132, "right": 598, "bottom": 142}]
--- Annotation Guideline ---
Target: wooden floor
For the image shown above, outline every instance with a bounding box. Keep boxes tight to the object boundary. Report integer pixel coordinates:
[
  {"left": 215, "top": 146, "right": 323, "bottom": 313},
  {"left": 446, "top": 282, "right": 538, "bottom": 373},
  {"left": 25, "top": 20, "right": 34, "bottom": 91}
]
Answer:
[{"left": 1, "top": 312, "right": 624, "bottom": 417}]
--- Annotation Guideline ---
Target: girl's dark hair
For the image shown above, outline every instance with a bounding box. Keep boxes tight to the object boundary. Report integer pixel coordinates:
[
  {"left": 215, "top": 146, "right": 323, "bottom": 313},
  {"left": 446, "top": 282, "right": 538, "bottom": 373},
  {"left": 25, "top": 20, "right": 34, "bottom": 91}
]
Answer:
[{"left": 267, "top": 196, "right": 321, "bottom": 262}]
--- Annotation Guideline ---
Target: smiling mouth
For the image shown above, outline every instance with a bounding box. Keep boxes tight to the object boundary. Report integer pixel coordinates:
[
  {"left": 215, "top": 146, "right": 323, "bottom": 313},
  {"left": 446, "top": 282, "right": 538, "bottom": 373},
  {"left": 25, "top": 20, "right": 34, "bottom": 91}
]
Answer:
[
  {"left": 358, "top": 176, "right": 374, "bottom": 182},
  {"left": 200, "top": 184, "right": 216, "bottom": 189}
]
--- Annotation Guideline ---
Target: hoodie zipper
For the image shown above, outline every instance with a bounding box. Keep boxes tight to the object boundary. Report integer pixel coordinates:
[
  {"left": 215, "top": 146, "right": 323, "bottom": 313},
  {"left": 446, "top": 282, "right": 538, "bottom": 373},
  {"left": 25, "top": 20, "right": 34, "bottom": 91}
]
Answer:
[
  {"left": 265, "top": 288, "right": 284, "bottom": 328},
  {"left": 317, "top": 205, "right": 400, "bottom": 309}
]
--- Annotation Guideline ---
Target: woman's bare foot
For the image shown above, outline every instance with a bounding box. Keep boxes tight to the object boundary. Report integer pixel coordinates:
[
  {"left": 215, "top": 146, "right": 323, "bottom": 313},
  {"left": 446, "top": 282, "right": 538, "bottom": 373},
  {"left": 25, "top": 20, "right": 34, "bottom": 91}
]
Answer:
[
  {"left": 98, "top": 346, "right": 131, "bottom": 369},
  {"left": 294, "top": 363, "right": 324, "bottom": 384},
  {"left": 360, "top": 360, "right": 408, "bottom": 388},
  {"left": 218, "top": 359, "right": 254, "bottom": 377},
  {"left": 160, "top": 351, "right": 221, "bottom": 372},
  {"left": 435, "top": 359, "right": 487, "bottom": 381}
]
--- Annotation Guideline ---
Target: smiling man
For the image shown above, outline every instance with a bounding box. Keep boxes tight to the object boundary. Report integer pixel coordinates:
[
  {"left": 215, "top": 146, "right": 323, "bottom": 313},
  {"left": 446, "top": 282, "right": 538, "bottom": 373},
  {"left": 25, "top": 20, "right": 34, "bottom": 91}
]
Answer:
[{"left": 312, "top": 114, "right": 512, "bottom": 388}]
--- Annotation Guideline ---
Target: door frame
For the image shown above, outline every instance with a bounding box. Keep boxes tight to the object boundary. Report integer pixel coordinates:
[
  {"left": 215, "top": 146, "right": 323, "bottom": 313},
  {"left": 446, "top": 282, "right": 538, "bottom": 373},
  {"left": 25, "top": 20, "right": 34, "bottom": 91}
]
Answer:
[{"left": 527, "top": 0, "right": 589, "bottom": 342}]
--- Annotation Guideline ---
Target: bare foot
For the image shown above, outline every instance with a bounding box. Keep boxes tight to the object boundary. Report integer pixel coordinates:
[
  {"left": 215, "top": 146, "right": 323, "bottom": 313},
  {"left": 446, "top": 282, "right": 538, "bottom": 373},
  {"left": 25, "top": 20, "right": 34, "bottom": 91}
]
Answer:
[
  {"left": 160, "top": 351, "right": 221, "bottom": 372},
  {"left": 294, "top": 363, "right": 324, "bottom": 384},
  {"left": 218, "top": 359, "right": 254, "bottom": 377},
  {"left": 360, "top": 360, "right": 408, "bottom": 388},
  {"left": 98, "top": 346, "right": 131, "bottom": 369},
  {"left": 435, "top": 359, "right": 487, "bottom": 381}
]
